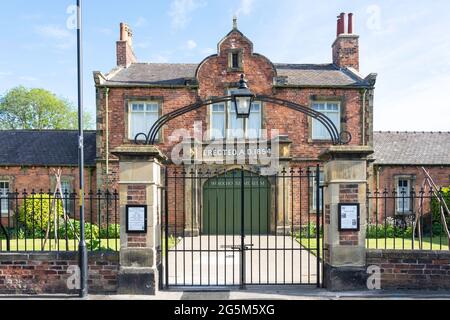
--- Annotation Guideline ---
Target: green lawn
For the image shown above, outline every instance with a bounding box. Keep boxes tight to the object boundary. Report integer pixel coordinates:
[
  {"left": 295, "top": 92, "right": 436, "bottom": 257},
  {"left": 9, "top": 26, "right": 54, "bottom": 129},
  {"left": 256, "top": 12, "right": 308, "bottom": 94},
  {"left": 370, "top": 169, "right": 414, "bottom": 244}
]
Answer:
[
  {"left": 0, "top": 239, "right": 120, "bottom": 252},
  {"left": 366, "top": 237, "right": 449, "bottom": 251},
  {"left": 0, "top": 236, "right": 179, "bottom": 253},
  {"left": 296, "top": 237, "right": 450, "bottom": 259},
  {"left": 296, "top": 238, "right": 323, "bottom": 258}
]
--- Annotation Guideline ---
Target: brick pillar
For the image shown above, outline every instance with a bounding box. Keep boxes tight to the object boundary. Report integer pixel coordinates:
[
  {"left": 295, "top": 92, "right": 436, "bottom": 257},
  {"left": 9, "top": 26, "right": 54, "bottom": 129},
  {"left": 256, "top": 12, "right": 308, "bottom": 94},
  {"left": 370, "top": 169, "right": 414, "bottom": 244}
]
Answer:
[
  {"left": 112, "top": 146, "right": 166, "bottom": 295},
  {"left": 319, "top": 146, "right": 373, "bottom": 291}
]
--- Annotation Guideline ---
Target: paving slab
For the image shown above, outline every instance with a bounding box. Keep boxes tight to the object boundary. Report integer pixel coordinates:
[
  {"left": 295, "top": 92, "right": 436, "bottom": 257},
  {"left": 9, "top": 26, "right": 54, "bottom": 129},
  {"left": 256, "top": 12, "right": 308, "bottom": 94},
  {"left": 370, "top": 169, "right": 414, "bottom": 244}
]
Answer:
[{"left": 166, "top": 235, "right": 319, "bottom": 286}]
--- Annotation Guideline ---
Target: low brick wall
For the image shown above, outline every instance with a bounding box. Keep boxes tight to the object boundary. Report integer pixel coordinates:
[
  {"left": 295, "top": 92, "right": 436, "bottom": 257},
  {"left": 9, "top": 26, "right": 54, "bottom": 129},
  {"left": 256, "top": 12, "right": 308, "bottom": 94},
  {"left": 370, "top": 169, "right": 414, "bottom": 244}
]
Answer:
[
  {"left": 0, "top": 252, "right": 119, "bottom": 295},
  {"left": 367, "top": 250, "right": 450, "bottom": 290}
]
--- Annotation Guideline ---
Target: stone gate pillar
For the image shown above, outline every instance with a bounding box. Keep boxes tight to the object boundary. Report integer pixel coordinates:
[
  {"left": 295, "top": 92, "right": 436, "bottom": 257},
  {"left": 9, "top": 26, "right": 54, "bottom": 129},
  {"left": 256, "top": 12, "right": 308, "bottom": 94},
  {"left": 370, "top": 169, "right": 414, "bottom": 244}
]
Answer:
[
  {"left": 319, "top": 146, "right": 373, "bottom": 291},
  {"left": 112, "top": 146, "right": 166, "bottom": 295}
]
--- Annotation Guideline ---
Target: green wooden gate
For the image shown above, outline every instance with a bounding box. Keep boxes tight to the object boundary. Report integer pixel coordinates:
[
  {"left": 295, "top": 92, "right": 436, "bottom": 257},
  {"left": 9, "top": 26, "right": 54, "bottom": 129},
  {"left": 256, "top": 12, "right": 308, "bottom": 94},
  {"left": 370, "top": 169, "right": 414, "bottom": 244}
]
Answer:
[{"left": 202, "top": 170, "right": 270, "bottom": 235}]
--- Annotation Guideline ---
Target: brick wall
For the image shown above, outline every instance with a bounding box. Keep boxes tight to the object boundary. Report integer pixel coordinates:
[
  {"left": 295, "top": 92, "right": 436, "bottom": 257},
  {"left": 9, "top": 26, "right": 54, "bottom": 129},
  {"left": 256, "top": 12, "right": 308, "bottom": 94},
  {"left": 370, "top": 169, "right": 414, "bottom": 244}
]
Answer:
[
  {"left": 0, "top": 166, "right": 96, "bottom": 193},
  {"left": 367, "top": 250, "right": 450, "bottom": 290},
  {"left": 339, "top": 184, "right": 359, "bottom": 246},
  {"left": 125, "top": 185, "right": 148, "bottom": 247},
  {"left": 0, "top": 252, "right": 118, "bottom": 294},
  {"left": 374, "top": 165, "right": 450, "bottom": 192}
]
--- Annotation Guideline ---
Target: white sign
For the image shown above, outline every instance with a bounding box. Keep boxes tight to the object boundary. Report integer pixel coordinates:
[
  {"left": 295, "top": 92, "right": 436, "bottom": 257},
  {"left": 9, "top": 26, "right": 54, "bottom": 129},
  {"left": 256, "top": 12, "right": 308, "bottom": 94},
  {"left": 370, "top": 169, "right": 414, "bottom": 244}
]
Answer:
[
  {"left": 127, "top": 206, "right": 147, "bottom": 233},
  {"left": 339, "top": 204, "right": 360, "bottom": 231}
]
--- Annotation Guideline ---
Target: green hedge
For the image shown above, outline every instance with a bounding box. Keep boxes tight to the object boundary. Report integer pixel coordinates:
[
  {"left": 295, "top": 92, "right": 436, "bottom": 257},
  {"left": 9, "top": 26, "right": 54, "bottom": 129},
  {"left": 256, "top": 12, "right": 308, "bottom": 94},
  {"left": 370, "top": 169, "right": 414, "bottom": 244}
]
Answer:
[{"left": 431, "top": 187, "right": 450, "bottom": 235}]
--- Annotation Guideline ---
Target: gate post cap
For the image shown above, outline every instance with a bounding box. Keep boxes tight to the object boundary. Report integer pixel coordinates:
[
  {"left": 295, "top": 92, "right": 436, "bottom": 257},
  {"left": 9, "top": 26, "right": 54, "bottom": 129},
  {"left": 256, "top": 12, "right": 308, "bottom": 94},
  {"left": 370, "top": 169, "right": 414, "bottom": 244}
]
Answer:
[
  {"left": 112, "top": 145, "right": 168, "bottom": 162},
  {"left": 319, "top": 146, "right": 374, "bottom": 161}
]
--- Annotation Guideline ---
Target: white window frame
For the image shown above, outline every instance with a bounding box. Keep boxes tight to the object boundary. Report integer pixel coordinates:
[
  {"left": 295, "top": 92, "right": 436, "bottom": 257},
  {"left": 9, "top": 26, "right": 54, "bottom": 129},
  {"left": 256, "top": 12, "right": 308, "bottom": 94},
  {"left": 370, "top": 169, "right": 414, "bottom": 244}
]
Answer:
[
  {"left": 311, "top": 102, "right": 341, "bottom": 140},
  {"left": 0, "top": 181, "right": 10, "bottom": 216},
  {"left": 396, "top": 177, "right": 412, "bottom": 214},
  {"left": 128, "top": 101, "right": 161, "bottom": 141},
  {"left": 209, "top": 100, "right": 262, "bottom": 140},
  {"left": 210, "top": 103, "right": 227, "bottom": 140}
]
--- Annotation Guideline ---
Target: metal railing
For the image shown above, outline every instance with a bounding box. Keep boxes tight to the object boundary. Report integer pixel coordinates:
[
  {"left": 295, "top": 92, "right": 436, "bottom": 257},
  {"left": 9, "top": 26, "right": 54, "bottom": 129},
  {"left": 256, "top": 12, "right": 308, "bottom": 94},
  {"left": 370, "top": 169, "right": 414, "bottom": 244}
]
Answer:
[
  {"left": 0, "top": 190, "right": 119, "bottom": 252},
  {"left": 366, "top": 188, "right": 450, "bottom": 251},
  {"left": 161, "top": 167, "right": 325, "bottom": 288}
]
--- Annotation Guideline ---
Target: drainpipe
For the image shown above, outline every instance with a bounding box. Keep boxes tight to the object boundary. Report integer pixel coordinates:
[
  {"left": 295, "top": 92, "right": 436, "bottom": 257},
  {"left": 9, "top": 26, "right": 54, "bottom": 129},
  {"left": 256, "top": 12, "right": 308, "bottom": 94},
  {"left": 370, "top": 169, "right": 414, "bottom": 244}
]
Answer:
[
  {"left": 362, "top": 89, "right": 368, "bottom": 146},
  {"left": 104, "top": 87, "right": 110, "bottom": 187}
]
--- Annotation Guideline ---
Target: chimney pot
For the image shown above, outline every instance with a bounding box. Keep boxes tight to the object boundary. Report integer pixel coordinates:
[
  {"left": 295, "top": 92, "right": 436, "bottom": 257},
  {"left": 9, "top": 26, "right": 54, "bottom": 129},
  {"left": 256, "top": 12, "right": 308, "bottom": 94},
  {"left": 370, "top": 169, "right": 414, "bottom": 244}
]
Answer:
[
  {"left": 339, "top": 13, "right": 346, "bottom": 35},
  {"left": 348, "top": 13, "right": 354, "bottom": 34},
  {"left": 120, "top": 23, "right": 128, "bottom": 41},
  {"left": 337, "top": 17, "right": 341, "bottom": 36}
]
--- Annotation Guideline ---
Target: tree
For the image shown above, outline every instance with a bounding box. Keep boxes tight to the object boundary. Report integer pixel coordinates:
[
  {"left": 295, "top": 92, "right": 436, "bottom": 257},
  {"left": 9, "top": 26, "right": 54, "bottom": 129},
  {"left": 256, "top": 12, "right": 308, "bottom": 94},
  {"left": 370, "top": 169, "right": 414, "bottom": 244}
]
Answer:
[{"left": 0, "top": 86, "right": 93, "bottom": 130}]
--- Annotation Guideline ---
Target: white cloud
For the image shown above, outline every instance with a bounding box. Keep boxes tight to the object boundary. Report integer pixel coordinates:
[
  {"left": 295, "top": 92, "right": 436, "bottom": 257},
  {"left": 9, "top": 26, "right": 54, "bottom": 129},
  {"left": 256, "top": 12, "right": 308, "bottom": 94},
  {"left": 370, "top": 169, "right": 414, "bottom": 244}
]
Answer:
[
  {"left": 34, "top": 25, "right": 75, "bottom": 50},
  {"left": 168, "top": 0, "right": 206, "bottom": 30},
  {"left": 236, "top": 0, "right": 255, "bottom": 16},
  {"left": 186, "top": 40, "right": 197, "bottom": 50},
  {"left": 374, "top": 74, "right": 450, "bottom": 131},
  {"left": 134, "top": 17, "right": 148, "bottom": 28},
  {"left": 0, "top": 71, "right": 12, "bottom": 77}
]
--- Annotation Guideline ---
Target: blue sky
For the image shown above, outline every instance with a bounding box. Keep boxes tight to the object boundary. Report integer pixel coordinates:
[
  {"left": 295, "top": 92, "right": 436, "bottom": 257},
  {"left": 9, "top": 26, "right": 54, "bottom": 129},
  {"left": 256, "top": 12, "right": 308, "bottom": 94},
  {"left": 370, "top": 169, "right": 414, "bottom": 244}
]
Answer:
[{"left": 0, "top": 0, "right": 449, "bottom": 131}]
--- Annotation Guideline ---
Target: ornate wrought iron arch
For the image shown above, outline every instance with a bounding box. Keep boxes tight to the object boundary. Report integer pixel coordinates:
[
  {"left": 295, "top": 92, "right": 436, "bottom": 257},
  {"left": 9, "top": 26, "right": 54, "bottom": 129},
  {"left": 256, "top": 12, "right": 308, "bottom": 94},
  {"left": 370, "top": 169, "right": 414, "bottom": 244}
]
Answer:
[{"left": 134, "top": 95, "right": 351, "bottom": 145}]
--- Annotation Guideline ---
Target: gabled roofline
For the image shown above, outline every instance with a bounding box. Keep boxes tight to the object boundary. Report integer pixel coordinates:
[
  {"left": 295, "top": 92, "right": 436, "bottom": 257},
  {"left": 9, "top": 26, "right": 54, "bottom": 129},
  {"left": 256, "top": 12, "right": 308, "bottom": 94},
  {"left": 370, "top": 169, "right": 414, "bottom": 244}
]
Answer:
[{"left": 217, "top": 28, "right": 254, "bottom": 55}]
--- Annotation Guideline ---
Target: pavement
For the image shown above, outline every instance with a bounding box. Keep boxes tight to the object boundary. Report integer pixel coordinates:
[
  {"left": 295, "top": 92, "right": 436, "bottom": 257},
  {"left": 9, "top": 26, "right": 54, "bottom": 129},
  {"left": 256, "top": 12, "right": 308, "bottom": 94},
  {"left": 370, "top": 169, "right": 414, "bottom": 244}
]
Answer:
[
  {"left": 168, "top": 235, "right": 318, "bottom": 286},
  {"left": 2, "top": 288, "right": 450, "bottom": 300}
]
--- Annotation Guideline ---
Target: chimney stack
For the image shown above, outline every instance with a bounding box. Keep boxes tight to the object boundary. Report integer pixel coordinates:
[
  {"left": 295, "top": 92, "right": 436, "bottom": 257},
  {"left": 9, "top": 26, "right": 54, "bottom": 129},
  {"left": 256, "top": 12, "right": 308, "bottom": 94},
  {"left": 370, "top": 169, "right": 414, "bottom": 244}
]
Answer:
[
  {"left": 332, "top": 12, "right": 360, "bottom": 71},
  {"left": 116, "top": 22, "right": 137, "bottom": 67}
]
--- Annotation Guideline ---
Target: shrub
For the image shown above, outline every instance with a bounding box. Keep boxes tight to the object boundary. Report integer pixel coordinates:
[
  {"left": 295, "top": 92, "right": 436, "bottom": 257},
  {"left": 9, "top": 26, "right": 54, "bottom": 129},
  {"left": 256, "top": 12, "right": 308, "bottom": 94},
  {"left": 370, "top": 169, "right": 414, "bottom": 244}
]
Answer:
[
  {"left": 57, "top": 219, "right": 99, "bottom": 240},
  {"left": 367, "top": 225, "right": 414, "bottom": 239},
  {"left": 297, "top": 223, "right": 322, "bottom": 239},
  {"left": 431, "top": 187, "right": 450, "bottom": 232},
  {"left": 99, "top": 224, "right": 120, "bottom": 239},
  {"left": 18, "top": 194, "right": 64, "bottom": 234}
]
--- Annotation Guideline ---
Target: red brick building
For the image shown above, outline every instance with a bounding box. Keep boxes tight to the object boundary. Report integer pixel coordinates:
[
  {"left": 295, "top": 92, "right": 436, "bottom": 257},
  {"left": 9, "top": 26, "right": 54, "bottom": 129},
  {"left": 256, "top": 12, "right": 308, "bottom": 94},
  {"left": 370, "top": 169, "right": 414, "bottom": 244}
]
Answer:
[
  {"left": 91, "top": 14, "right": 377, "bottom": 234},
  {"left": 1, "top": 14, "right": 448, "bottom": 233}
]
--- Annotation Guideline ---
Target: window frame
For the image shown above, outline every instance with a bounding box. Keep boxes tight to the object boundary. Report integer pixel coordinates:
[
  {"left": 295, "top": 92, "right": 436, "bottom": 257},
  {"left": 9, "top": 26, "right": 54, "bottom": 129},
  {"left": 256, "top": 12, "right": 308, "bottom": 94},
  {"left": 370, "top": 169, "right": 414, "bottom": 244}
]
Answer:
[
  {"left": 395, "top": 176, "right": 414, "bottom": 215},
  {"left": 227, "top": 49, "right": 243, "bottom": 72},
  {"left": 311, "top": 101, "right": 341, "bottom": 141},
  {"left": 0, "top": 180, "right": 10, "bottom": 216},
  {"left": 127, "top": 100, "right": 162, "bottom": 142},
  {"left": 208, "top": 100, "right": 263, "bottom": 141}
]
